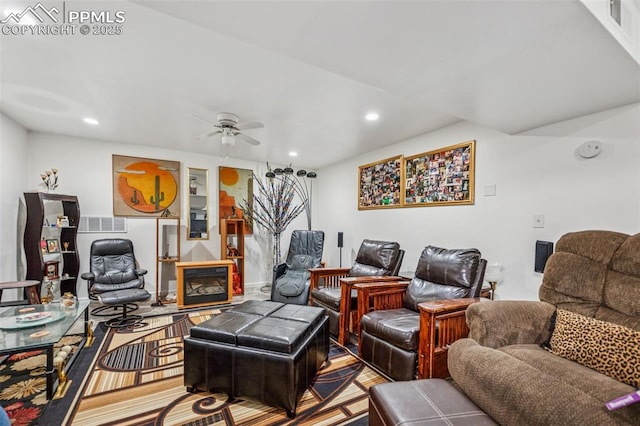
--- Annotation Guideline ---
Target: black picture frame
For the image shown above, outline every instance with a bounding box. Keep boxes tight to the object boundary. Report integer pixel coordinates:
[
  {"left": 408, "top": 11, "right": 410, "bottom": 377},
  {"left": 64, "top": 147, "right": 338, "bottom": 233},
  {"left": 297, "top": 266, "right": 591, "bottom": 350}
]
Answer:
[{"left": 46, "top": 239, "right": 60, "bottom": 253}]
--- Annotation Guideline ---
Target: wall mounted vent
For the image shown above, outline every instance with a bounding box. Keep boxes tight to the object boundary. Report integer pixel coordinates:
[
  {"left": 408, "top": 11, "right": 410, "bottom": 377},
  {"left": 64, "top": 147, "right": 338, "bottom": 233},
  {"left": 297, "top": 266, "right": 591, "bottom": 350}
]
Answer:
[
  {"left": 611, "top": 0, "right": 622, "bottom": 26},
  {"left": 78, "top": 216, "right": 127, "bottom": 233},
  {"left": 610, "top": 0, "right": 635, "bottom": 39}
]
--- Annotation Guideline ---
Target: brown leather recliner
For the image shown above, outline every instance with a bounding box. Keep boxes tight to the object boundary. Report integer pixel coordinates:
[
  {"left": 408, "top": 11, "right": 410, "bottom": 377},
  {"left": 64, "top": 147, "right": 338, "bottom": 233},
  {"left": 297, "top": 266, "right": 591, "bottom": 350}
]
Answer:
[
  {"left": 357, "top": 245, "right": 487, "bottom": 381},
  {"left": 310, "top": 239, "right": 404, "bottom": 345}
]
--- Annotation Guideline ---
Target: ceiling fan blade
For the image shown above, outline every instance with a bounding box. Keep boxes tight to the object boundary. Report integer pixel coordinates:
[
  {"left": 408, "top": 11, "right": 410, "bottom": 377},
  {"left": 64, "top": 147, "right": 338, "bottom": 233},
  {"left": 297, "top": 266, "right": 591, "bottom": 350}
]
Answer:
[
  {"left": 236, "top": 121, "right": 264, "bottom": 130},
  {"left": 197, "top": 130, "right": 222, "bottom": 139},
  {"left": 235, "top": 132, "right": 261, "bottom": 146},
  {"left": 191, "top": 114, "right": 217, "bottom": 125}
]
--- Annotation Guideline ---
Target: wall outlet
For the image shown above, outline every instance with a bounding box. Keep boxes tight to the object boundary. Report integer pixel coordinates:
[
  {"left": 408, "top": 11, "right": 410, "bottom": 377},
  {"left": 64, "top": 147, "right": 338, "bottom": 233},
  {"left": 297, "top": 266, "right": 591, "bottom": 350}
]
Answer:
[{"left": 533, "top": 214, "right": 545, "bottom": 228}]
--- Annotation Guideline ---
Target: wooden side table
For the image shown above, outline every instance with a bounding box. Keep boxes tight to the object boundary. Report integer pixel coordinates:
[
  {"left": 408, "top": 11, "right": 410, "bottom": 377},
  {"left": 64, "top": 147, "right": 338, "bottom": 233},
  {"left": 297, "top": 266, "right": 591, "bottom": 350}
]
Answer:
[{"left": 0, "top": 280, "right": 41, "bottom": 306}]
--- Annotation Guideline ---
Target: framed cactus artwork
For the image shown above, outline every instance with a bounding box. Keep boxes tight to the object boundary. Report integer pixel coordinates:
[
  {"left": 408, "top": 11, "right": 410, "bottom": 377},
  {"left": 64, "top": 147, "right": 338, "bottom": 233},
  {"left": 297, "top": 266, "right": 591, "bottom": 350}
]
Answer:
[{"left": 112, "top": 155, "right": 181, "bottom": 217}]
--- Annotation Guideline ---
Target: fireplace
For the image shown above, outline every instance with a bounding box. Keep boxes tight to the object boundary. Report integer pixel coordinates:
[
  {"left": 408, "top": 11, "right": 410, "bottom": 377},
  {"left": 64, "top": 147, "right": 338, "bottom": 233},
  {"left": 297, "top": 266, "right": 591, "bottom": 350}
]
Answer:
[{"left": 176, "top": 260, "right": 234, "bottom": 309}]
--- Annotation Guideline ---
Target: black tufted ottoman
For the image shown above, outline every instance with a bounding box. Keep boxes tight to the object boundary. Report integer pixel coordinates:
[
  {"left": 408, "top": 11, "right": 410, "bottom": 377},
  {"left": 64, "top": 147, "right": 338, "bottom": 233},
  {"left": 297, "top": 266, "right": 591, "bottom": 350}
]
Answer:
[{"left": 184, "top": 300, "right": 329, "bottom": 418}]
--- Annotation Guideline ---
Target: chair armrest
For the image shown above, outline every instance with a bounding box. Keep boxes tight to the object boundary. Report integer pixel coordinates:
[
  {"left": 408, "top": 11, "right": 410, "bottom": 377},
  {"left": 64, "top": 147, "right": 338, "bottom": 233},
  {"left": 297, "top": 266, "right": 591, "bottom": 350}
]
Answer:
[
  {"left": 418, "top": 297, "right": 487, "bottom": 315},
  {"left": 354, "top": 279, "right": 411, "bottom": 319},
  {"left": 273, "top": 263, "right": 287, "bottom": 281},
  {"left": 335, "top": 275, "right": 405, "bottom": 345},
  {"left": 80, "top": 272, "right": 94, "bottom": 281},
  {"left": 308, "top": 267, "right": 351, "bottom": 293},
  {"left": 417, "top": 297, "right": 486, "bottom": 379},
  {"left": 466, "top": 300, "right": 556, "bottom": 349},
  {"left": 135, "top": 268, "right": 148, "bottom": 277}
]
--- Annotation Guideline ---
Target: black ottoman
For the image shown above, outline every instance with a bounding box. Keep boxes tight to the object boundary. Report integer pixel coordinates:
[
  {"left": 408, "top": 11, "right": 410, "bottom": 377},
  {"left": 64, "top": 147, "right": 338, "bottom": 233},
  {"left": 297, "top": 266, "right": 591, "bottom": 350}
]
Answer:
[
  {"left": 369, "top": 379, "right": 497, "bottom": 425},
  {"left": 184, "top": 300, "right": 329, "bottom": 418}
]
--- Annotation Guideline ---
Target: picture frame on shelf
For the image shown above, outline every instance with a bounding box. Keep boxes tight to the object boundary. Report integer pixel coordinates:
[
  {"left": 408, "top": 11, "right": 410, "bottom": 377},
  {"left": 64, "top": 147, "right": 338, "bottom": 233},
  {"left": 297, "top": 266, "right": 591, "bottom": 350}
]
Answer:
[
  {"left": 46, "top": 239, "right": 60, "bottom": 253},
  {"left": 358, "top": 155, "right": 403, "bottom": 210},
  {"left": 44, "top": 260, "right": 59, "bottom": 280},
  {"left": 403, "top": 140, "right": 476, "bottom": 207},
  {"left": 56, "top": 215, "right": 69, "bottom": 227}
]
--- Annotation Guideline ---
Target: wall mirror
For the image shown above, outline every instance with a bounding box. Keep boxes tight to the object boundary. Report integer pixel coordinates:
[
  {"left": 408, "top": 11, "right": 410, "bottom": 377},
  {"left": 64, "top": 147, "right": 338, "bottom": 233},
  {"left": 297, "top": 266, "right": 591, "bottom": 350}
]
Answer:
[{"left": 187, "top": 168, "right": 209, "bottom": 240}]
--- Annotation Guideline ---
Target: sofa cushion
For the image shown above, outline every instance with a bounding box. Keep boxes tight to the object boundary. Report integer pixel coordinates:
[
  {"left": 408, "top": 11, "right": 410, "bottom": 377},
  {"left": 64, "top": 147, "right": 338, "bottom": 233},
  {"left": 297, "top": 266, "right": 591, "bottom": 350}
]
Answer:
[
  {"left": 312, "top": 287, "right": 356, "bottom": 311},
  {"left": 548, "top": 309, "right": 640, "bottom": 387},
  {"left": 360, "top": 308, "right": 420, "bottom": 351}
]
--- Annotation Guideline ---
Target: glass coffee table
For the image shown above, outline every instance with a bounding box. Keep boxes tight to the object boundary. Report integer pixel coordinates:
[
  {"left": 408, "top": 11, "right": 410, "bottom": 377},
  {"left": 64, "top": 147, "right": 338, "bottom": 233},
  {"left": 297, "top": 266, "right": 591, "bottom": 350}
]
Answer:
[{"left": 0, "top": 300, "right": 91, "bottom": 399}]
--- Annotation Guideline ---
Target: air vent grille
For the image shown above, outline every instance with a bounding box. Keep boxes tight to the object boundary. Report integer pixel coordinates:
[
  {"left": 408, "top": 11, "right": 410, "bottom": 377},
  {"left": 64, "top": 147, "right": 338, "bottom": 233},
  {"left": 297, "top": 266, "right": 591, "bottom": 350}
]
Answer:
[{"left": 78, "top": 216, "right": 127, "bottom": 233}]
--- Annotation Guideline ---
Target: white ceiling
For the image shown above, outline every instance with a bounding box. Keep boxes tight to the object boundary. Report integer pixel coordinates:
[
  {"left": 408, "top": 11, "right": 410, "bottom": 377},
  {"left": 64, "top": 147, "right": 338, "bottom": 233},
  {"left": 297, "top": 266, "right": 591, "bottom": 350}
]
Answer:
[{"left": 1, "top": 1, "right": 639, "bottom": 169}]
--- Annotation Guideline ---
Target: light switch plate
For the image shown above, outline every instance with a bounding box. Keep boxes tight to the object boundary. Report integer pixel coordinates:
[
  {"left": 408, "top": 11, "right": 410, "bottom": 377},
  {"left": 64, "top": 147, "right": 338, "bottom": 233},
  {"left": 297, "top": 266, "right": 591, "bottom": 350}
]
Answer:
[{"left": 484, "top": 184, "right": 496, "bottom": 196}]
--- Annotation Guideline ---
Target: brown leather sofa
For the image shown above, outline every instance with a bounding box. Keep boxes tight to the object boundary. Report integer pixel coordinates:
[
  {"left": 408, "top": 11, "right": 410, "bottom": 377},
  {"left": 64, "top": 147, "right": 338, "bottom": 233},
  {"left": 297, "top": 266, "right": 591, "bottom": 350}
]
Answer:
[
  {"left": 449, "top": 230, "right": 640, "bottom": 425},
  {"left": 357, "top": 245, "right": 486, "bottom": 381},
  {"left": 310, "top": 239, "right": 404, "bottom": 344}
]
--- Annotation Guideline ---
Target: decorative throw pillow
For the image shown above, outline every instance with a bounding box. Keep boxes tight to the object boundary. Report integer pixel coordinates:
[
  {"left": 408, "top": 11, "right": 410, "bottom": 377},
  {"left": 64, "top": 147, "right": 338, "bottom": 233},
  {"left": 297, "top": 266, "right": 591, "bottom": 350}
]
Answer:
[{"left": 548, "top": 309, "right": 640, "bottom": 387}]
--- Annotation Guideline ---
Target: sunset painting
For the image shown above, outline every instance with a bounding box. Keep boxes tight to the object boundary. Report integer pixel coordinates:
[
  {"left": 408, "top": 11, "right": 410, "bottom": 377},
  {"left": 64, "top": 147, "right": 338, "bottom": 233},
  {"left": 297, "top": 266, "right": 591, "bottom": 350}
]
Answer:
[
  {"left": 113, "top": 155, "right": 181, "bottom": 217},
  {"left": 218, "top": 166, "right": 253, "bottom": 234}
]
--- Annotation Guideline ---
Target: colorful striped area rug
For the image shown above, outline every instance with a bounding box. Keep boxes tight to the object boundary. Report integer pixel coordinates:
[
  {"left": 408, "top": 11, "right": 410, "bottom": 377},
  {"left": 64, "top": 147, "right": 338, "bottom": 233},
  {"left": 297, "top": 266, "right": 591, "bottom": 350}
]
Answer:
[{"left": 63, "top": 308, "right": 387, "bottom": 425}]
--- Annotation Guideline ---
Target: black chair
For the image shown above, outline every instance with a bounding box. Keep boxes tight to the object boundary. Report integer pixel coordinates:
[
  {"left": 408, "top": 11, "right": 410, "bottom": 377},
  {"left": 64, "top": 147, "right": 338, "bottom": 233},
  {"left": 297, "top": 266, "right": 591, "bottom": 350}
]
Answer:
[
  {"left": 357, "top": 245, "right": 487, "bottom": 381},
  {"left": 81, "top": 238, "right": 150, "bottom": 327},
  {"left": 309, "top": 239, "right": 404, "bottom": 345},
  {"left": 271, "top": 230, "right": 325, "bottom": 305}
]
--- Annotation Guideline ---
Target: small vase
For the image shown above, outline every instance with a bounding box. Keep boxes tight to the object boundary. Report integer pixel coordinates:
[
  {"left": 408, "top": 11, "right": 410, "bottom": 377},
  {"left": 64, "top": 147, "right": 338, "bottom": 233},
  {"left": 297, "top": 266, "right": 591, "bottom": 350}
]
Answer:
[{"left": 61, "top": 292, "right": 77, "bottom": 310}]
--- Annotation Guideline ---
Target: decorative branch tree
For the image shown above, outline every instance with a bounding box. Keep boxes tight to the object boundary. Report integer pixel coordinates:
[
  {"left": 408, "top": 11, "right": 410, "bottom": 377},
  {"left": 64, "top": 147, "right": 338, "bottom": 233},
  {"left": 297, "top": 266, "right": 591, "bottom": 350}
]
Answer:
[
  {"left": 240, "top": 166, "right": 305, "bottom": 270},
  {"left": 265, "top": 166, "right": 317, "bottom": 230}
]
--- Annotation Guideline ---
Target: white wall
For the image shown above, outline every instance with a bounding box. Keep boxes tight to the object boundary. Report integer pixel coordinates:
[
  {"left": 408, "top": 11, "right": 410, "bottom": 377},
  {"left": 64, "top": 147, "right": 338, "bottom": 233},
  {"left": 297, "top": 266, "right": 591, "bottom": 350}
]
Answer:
[
  {"left": 0, "top": 114, "right": 28, "bottom": 291},
  {"left": 3, "top": 104, "right": 639, "bottom": 303},
  {"left": 314, "top": 104, "right": 640, "bottom": 301},
  {"left": 21, "top": 132, "right": 306, "bottom": 300}
]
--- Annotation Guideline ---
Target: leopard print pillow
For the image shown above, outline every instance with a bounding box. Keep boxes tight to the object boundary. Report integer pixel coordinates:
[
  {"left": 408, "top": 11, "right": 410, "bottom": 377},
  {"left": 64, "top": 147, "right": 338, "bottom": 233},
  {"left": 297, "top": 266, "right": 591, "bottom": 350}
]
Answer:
[{"left": 549, "top": 309, "right": 640, "bottom": 387}]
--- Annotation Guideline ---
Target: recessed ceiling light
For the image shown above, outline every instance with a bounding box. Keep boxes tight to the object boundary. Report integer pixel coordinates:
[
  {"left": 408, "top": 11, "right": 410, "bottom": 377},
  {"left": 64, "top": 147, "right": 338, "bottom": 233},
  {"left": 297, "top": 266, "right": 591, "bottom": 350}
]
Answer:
[
  {"left": 365, "top": 112, "right": 379, "bottom": 121},
  {"left": 288, "top": 151, "right": 298, "bottom": 157},
  {"left": 83, "top": 117, "right": 99, "bottom": 125}
]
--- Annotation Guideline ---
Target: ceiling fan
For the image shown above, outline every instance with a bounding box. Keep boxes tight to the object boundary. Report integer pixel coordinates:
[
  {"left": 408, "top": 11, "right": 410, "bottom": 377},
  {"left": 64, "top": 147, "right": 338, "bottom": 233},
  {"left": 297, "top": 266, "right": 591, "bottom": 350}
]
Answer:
[{"left": 193, "top": 112, "right": 264, "bottom": 146}]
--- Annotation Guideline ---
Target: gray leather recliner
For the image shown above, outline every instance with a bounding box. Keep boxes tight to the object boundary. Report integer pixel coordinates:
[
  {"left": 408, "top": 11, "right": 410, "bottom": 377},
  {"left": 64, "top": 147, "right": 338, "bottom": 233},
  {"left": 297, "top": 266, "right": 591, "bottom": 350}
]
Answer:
[{"left": 271, "top": 230, "right": 325, "bottom": 305}]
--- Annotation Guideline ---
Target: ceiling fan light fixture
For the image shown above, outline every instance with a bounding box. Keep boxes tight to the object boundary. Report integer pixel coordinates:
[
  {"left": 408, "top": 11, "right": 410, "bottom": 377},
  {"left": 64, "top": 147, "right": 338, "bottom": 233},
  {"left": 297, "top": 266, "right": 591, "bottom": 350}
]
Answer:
[
  {"left": 273, "top": 168, "right": 284, "bottom": 175},
  {"left": 265, "top": 171, "right": 276, "bottom": 179},
  {"left": 283, "top": 167, "right": 294, "bottom": 175},
  {"left": 221, "top": 128, "right": 235, "bottom": 146},
  {"left": 307, "top": 172, "right": 317, "bottom": 179},
  {"left": 296, "top": 170, "right": 307, "bottom": 177}
]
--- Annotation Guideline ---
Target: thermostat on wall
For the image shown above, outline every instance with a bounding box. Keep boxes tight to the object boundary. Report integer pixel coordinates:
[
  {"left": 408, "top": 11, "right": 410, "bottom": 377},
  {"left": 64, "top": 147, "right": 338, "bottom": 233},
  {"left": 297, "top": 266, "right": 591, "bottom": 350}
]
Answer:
[{"left": 578, "top": 141, "right": 602, "bottom": 158}]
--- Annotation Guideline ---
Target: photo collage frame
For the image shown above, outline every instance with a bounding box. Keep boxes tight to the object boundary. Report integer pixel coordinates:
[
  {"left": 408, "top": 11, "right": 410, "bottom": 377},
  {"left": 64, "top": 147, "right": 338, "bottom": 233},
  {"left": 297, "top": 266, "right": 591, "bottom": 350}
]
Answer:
[{"left": 358, "top": 140, "right": 475, "bottom": 210}]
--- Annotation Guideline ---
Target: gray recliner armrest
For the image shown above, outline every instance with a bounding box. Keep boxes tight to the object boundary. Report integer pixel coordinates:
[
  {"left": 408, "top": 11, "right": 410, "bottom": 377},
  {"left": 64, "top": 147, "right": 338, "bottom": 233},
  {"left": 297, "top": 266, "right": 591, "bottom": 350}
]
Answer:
[
  {"left": 466, "top": 300, "right": 556, "bottom": 348},
  {"left": 273, "top": 263, "right": 288, "bottom": 282},
  {"left": 81, "top": 272, "right": 95, "bottom": 281}
]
